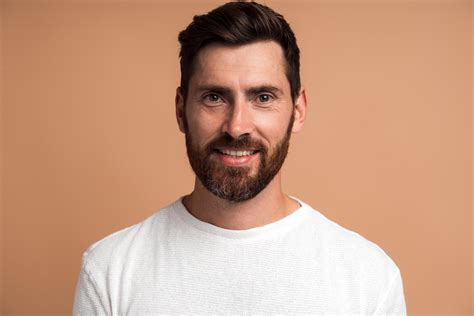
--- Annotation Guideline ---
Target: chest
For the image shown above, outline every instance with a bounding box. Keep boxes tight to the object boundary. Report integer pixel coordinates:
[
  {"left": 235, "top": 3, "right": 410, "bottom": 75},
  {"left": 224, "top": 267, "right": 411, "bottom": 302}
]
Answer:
[{"left": 107, "top": 238, "right": 363, "bottom": 314}]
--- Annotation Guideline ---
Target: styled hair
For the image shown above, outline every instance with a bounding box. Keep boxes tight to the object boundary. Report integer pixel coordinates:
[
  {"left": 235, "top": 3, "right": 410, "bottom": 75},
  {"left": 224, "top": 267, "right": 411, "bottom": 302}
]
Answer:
[{"left": 178, "top": 1, "right": 301, "bottom": 102}]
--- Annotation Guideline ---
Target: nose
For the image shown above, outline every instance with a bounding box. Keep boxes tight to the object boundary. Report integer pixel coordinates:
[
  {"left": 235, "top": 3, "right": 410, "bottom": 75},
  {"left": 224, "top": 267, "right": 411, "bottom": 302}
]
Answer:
[{"left": 222, "top": 97, "right": 254, "bottom": 139}]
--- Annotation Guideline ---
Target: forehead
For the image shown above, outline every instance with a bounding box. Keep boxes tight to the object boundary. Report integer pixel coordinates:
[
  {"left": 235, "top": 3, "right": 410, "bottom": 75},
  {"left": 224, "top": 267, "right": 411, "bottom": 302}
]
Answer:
[{"left": 189, "top": 41, "right": 289, "bottom": 91}]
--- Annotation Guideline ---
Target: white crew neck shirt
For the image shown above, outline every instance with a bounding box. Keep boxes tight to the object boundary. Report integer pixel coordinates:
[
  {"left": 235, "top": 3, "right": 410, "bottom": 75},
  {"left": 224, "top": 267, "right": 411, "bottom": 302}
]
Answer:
[{"left": 73, "top": 198, "right": 406, "bottom": 315}]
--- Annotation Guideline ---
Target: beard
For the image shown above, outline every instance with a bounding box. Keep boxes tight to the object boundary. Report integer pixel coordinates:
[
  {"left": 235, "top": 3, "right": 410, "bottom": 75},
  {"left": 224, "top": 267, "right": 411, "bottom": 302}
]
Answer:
[{"left": 184, "top": 113, "right": 294, "bottom": 203}]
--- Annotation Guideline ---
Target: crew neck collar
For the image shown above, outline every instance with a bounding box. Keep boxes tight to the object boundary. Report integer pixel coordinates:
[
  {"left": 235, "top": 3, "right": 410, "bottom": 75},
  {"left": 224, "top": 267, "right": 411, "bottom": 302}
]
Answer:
[{"left": 171, "top": 196, "right": 311, "bottom": 240}]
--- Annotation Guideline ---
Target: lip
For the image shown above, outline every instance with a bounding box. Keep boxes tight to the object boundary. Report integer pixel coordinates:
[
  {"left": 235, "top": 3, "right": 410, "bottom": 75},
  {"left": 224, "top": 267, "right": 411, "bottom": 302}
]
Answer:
[
  {"left": 215, "top": 147, "right": 259, "bottom": 152},
  {"left": 214, "top": 150, "right": 260, "bottom": 167}
]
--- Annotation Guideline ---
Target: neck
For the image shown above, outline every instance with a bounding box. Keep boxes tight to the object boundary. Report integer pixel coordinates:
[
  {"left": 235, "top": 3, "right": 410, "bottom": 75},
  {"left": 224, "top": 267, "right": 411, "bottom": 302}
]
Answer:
[{"left": 182, "top": 173, "right": 300, "bottom": 230}]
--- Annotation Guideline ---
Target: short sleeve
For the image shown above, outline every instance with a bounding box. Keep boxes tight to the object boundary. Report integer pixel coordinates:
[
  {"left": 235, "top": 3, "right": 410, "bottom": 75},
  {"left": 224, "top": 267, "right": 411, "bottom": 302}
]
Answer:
[
  {"left": 72, "top": 255, "right": 110, "bottom": 316},
  {"left": 373, "top": 268, "right": 407, "bottom": 315}
]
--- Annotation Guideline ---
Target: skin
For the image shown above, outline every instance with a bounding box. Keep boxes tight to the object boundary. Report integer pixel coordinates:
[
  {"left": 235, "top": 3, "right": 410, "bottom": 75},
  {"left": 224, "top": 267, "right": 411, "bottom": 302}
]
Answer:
[{"left": 175, "top": 40, "right": 307, "bottom": 230}]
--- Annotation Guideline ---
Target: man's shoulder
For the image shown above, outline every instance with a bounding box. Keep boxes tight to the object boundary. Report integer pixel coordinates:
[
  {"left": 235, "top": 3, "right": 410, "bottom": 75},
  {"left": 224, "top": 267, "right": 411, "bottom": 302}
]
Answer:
[
  {"left": 297, "top": 199, "right": 405, "bottom": 312},
  {"left": 300, "top": 200, "right": 400, "bottom": 274},
  {"left": 80, "top": 200, "right": 178, "bottom": 272}
]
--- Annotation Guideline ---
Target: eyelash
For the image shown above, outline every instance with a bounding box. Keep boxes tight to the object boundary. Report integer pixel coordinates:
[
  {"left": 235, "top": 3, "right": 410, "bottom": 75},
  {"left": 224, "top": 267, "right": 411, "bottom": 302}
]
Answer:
[
  {"left": 201, "top": 93, "right": 275, "bottom": 106},
  {"left": 257, "top": 94, "right": 273, "bottom": 103},
  {"left": 203, "top": 93, "right": 224, "bottom": 105}
]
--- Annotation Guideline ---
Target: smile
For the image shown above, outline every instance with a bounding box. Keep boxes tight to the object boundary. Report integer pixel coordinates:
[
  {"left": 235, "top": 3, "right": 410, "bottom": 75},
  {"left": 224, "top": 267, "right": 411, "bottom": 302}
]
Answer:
[
  {"left": 213, "top": 148, "right": 260, "bottom": 167},
  {"left": 218, "top": 149, "right": 258, "bottom": 157}
]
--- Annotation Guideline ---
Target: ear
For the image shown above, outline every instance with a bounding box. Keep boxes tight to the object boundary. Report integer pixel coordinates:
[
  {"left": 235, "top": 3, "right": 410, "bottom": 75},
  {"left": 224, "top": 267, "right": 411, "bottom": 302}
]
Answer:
[
  {"left": 175, "top": 87, "right": 186, "bottom": 134},
  {"left": 291, "top": 86, "right": 307, "bottom": 133}
]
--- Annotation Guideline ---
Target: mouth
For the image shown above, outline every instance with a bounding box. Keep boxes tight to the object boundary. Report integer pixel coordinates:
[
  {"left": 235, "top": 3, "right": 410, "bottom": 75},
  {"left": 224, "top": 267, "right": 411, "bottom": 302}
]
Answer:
[
  {"left": 213, "top": 148, "right": 260, "bottom": 167},
  {"left": 216, "top": 148, "right": 259, "bottom": 157}
]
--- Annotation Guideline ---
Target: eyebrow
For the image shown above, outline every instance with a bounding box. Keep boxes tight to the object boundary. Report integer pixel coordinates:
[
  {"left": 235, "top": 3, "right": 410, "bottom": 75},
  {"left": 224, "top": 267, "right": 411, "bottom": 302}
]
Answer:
[
  {"left": 195, "top": 85, "right": 232, "bottom": 96},
  {"left": 246, "top": 85, "right": 283, "bottom": 96},
  {"left": 195, "top": 85, "right": 283, "bottom": 97}
]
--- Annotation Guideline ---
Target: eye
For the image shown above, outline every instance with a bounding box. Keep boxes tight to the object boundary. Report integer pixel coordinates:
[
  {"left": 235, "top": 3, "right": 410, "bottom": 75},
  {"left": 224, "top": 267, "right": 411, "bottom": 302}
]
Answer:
[
  {"left": 207, "top": 94, "right": 220, "bottom": 102},
  {"left": 257, "top": 94, "right": 273, "bottom": 103},
  {"left": 203, "top": 93, "right": 224, "bottom": 106}
]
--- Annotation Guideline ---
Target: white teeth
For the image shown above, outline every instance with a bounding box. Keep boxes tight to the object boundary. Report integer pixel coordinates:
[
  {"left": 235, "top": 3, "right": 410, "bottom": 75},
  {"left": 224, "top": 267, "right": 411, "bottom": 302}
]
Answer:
[{"left": 220, "top": 149, "right": 256, "bottom": 156}]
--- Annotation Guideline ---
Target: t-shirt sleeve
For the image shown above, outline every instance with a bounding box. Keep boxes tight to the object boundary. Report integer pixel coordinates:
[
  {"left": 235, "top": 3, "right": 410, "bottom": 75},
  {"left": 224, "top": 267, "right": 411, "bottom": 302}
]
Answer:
[
  {"left": 73, "top": 255, "right": 110, "bottom": 316},
  {"left": 373, "top": 268, "right": 407, "bottom": 315}
]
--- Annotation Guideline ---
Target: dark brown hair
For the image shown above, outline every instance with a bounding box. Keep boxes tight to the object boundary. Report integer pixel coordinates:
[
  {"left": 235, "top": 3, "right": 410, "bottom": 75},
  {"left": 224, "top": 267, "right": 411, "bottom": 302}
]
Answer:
[{"left": 178, "top": 1, "right": 301, "bottom": 102}]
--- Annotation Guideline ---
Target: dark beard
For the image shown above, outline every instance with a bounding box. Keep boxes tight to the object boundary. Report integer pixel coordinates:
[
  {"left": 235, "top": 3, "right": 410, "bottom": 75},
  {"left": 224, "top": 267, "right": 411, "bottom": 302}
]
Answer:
[{"left": 184, "top": 113, "right": 294, "bottom": 203}]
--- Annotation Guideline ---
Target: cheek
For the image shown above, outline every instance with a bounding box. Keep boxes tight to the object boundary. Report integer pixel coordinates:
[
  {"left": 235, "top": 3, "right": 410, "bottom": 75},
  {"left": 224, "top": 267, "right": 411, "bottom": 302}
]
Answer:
[
  {"left": 185, "top": 109, "right": 223, "bottom": 144},
  {"left": 253, "top": 112, "right": 292, "bottom": 141}
]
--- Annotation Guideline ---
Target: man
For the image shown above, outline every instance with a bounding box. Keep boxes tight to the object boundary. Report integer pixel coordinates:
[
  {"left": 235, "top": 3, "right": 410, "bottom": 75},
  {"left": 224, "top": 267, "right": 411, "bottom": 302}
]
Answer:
[{"left": 74, "top": 1, "right": 406, "bottom": 314}]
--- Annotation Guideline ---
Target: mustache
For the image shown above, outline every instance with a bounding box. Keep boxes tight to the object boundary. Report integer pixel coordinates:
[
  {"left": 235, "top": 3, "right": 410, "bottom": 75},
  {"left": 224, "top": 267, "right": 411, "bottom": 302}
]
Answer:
[{"left": 206, "top": 133, "right": 267, "bottom": 153}]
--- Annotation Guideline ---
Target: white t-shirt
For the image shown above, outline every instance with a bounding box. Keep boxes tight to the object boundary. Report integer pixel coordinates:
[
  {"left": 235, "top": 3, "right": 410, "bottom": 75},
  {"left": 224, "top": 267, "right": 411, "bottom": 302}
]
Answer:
[{"left": 73, "top": 198, "right": 406, "bottom": 315}]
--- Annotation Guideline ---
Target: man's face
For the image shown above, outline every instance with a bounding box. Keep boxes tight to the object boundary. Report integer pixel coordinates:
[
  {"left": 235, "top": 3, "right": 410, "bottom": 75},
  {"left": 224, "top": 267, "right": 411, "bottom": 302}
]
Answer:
[{"left": 177, "top": 41, "right": 302, "bottom": 202}]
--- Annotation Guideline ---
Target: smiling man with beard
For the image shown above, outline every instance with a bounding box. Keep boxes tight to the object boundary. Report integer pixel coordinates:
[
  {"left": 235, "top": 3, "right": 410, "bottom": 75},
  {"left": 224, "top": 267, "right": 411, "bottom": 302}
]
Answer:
[
  {"left": 181, "top": 45, "right": 296, "bottom": 205},
  {"left": 73, "top": 2, "right": 406, "bottom": 314}
]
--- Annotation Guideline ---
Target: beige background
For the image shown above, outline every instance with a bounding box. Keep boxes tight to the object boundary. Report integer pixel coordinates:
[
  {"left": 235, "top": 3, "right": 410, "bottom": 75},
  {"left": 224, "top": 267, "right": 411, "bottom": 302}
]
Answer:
[{"left": 1, "top": 0, "right": 472, "bottom": 314}]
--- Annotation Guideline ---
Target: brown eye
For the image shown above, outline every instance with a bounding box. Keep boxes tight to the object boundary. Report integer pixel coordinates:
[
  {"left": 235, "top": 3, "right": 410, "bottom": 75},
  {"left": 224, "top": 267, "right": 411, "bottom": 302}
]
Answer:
[
  {"left": 258, "top": 94, "right": 273, "bottom": 103},
  {"left": 206, "top": 94, "right": 221, "bottom": 102},
  {"left": 203, "top": 93, "right": 224, "bottom": 106}
]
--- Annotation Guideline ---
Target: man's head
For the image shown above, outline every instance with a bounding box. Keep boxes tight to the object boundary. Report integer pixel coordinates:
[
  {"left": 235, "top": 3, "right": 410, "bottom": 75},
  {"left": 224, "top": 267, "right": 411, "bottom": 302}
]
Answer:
[
  {"left": 176, "top": 2, "right": 306, "bottom": 203},
  {"left": 178, "top": 1, "right": 301, "bottom": 103}
]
